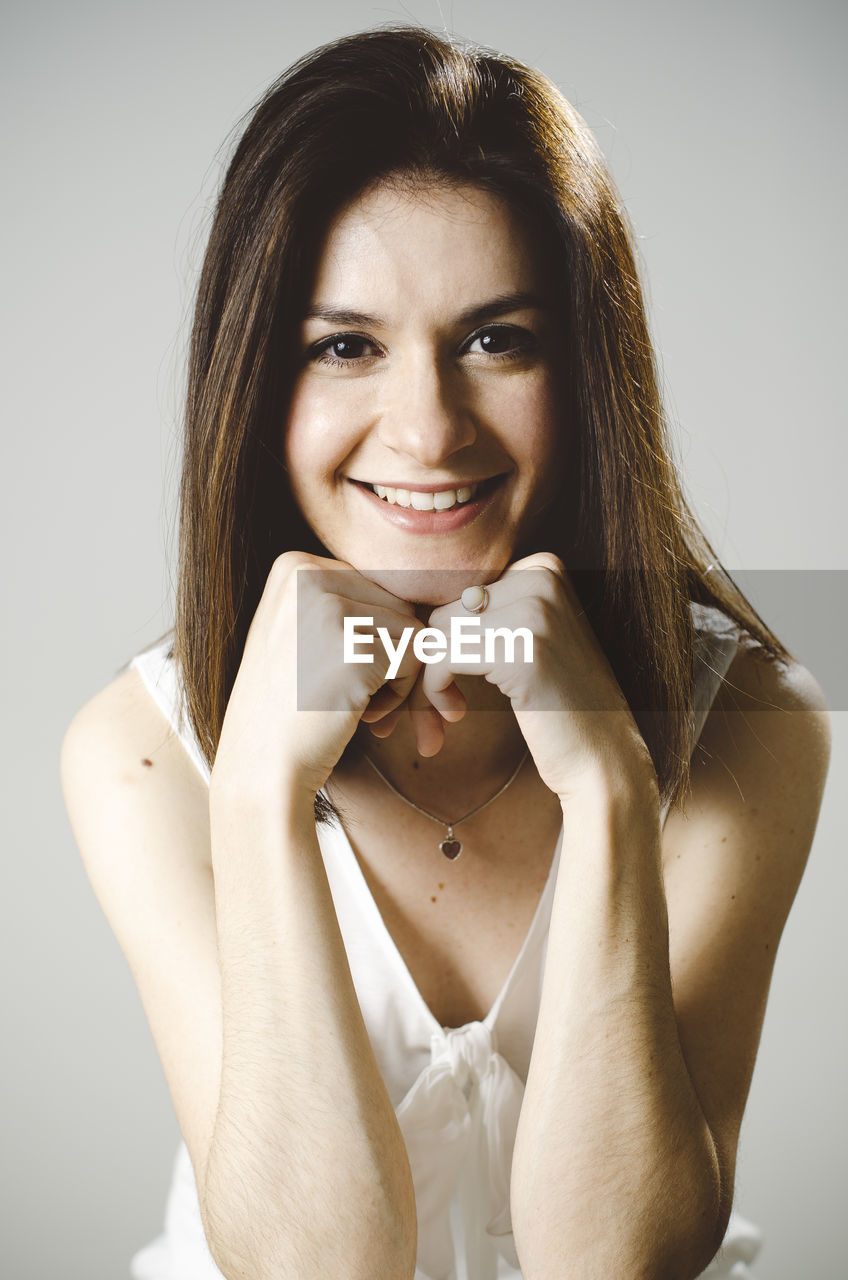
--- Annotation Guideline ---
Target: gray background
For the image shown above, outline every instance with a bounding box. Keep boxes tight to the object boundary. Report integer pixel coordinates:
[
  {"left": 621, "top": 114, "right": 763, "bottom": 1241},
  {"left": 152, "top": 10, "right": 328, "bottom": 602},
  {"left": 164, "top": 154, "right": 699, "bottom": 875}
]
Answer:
[{"left": 3, "top": 0, "right": 845, "bottom": 1276}]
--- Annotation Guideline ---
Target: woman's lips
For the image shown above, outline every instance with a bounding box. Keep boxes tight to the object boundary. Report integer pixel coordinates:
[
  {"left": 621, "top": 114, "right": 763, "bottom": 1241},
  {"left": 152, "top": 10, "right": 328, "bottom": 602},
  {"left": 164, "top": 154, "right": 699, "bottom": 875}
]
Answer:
[{"left": 348, "top": 475, "right": 506, "bottom": 534}]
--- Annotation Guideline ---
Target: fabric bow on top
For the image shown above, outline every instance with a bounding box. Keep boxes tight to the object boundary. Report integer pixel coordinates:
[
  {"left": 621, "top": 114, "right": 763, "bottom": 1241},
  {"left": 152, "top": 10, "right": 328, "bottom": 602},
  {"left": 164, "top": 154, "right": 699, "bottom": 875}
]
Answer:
[{"left": 396, "top": 1020, "right": 525, "bottom": 1280}]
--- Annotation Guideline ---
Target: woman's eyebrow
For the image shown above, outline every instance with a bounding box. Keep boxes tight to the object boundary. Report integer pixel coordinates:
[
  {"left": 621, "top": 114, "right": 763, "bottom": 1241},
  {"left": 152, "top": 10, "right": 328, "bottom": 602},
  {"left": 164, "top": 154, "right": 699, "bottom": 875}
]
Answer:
[
  {"left": 305, "top": 305, "right": 384, "bottom": 327},
  {"left": 304, "top": 291, "right": 552, "bottom": 329},
  {"left": 455, "top": 291, "right": 553, "bottom": 326}
]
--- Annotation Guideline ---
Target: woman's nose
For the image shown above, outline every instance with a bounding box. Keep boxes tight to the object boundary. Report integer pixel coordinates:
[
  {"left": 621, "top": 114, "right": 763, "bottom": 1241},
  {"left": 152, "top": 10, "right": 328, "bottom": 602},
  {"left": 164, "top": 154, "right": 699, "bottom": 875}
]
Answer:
[{"left": 376, "top": 356, "right": 477, "bottom": 468}]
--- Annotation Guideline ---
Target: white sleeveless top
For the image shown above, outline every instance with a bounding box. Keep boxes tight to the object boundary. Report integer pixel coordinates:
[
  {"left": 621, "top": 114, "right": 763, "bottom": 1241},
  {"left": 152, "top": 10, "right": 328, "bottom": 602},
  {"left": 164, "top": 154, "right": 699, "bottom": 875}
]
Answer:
[{"left": 127, "top": 603, "right": 762, "bottom": 1280}]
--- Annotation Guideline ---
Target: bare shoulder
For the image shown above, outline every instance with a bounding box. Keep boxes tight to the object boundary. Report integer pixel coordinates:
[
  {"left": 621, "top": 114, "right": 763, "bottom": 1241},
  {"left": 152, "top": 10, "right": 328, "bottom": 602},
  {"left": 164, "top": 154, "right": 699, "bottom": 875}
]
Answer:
[
  {"left": 665, "top": 638, "right": 832, "bottom": 882},
  {"left": 690, "top": 637, "right": 832, "bottom": 827},
  {"left": 706, "top": 632, "right": 832, "bottom": 722},
  {"left": 61, "top": 666, "right": 211, "bottom": 870},
  {"left": 60, "top": 665, "right": 215, "bottom": 973},
  {"left": 61, "top": 663, "right": 209, "bottom": 787},
  {"left": 59, "top": 660, "right": 214, "bottom": 957}
]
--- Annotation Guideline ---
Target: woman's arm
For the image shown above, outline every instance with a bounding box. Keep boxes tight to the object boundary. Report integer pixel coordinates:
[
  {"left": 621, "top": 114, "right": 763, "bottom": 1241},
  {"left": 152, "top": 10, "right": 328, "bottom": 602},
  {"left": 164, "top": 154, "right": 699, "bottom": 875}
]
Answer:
[
  {"left": 203, "top": 774, "right": 417, "bottom": 1279},
  {"left": 196, "top": 553, "right": 428, "bottom": 1274},
  {"left": 510, "top": 644, "right": 831, "bottom": 1279}
]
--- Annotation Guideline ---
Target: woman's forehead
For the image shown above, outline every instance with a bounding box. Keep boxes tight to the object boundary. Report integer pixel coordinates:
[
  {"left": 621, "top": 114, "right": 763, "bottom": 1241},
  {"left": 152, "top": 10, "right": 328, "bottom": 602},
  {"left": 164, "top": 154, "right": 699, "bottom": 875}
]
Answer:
[{"left": 307, "top": 181, "right": 546, "bottom": 316}]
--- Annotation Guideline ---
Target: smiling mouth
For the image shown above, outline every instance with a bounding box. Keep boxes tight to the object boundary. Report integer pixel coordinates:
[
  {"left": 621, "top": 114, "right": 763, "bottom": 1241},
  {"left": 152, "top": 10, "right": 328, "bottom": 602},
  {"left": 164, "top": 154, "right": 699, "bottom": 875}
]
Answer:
[{"left": 349, "top": 475, "right": 506, "bottom": 512}]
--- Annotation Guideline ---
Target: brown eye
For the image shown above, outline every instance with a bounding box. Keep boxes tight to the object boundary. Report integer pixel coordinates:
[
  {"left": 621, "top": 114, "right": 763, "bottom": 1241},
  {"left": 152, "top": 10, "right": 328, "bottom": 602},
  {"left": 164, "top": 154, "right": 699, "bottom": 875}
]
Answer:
[
  {"left": 310, "top": 333, "right": 381, "bottom": 368},
  {"left": 465, "top": 325, "right": 536, "bottom": 358},
  {"left": 324, "top": 336, "right": 369, "bottom": 359}
]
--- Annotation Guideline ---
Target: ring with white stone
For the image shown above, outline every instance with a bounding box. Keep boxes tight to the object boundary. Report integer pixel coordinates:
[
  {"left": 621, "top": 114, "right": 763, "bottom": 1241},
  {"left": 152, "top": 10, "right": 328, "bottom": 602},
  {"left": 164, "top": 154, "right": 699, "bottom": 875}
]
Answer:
[{"left": 460, "top": 585, "right": 489, "bottom": 614}]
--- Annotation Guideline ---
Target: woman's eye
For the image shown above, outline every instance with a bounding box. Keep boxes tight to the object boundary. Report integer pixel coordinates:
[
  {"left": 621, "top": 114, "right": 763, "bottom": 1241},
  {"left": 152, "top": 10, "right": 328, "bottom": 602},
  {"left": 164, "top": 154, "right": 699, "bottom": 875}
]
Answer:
[
  {"left": 311, "top": 334, "right": 379, "bottom": 367},
  {"left": 465, "top": 325, "right": 535, "bottom": 359},
  {"left": 308, "top": 324, "right": 537, "bottom": 369}
]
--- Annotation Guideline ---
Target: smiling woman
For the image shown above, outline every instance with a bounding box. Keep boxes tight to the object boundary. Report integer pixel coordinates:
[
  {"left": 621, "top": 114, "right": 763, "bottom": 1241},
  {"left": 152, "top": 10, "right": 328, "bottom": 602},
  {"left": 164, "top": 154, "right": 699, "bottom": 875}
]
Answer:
[
  {"left": 59, "top": 24, "right": 830, "bottom": 1280},
  {"left": 284, "top": 182, "right": 564, "bottom": 600}
]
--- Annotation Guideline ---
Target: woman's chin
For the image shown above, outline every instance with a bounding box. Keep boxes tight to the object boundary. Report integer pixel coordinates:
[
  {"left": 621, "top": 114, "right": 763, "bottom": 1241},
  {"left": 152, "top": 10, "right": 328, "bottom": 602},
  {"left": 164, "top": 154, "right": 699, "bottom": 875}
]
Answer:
[{"left": 355, "top": 565, "right": 502, "bottom": 607}]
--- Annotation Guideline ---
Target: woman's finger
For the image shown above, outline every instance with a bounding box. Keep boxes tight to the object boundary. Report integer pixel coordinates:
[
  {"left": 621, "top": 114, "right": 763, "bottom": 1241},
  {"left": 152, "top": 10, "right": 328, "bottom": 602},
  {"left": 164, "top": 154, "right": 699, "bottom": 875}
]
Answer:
[
  {"left": 407, "top": 672, "right": 448, "bottom": 756},
  {"left": 367, "top": 704, "right": 404, "bottom": 737},
  {"left": 360, "top": 684, "right": 408, "bottom": 723},
  {"left": 409, "top": 703, "right": 446, "bottom": 757},
  {"left": 423, "top": 678, "right": 468, "bottom": 723}
]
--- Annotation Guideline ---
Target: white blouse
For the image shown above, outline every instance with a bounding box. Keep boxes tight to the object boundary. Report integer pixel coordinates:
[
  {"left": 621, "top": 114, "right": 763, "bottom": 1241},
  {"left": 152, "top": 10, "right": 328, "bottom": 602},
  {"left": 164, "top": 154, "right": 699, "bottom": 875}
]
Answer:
[{"left": 128, "top": 603, "right": 762, "bottom": 1280}]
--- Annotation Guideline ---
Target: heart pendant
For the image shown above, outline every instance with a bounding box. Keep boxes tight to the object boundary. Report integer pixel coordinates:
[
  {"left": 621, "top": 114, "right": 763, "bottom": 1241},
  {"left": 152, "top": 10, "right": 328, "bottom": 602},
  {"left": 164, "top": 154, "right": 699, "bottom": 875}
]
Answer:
[{"left": 439, "top": 838, "right": 462, "bottom": 861}]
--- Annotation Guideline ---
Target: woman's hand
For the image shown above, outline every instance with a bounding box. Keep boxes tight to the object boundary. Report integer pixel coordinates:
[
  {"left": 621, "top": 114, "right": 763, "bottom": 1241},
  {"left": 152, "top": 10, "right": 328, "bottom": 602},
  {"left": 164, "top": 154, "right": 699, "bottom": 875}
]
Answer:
[
  {"left": 210, "top": 551, "right": 436, "bottom": 801},
  {"left": 415, "top": 553, "right": 657, "bottom": 802}
]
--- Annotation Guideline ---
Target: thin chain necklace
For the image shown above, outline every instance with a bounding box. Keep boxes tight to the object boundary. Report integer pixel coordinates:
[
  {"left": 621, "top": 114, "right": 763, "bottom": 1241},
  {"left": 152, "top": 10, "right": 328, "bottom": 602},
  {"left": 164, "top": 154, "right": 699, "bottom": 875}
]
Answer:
[{"left": 362, "top": 747, "right": 530, "bottom": 861}]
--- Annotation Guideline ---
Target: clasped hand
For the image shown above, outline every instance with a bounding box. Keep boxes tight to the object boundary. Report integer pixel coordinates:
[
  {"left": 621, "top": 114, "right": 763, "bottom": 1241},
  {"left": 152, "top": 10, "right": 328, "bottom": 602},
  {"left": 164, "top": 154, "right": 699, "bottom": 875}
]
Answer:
[
  {"left": 217, "top": 550, "right": 654, "bottom": 806},
  {"left": 361, "top": 552, "right": 651, "bottom": 803}
]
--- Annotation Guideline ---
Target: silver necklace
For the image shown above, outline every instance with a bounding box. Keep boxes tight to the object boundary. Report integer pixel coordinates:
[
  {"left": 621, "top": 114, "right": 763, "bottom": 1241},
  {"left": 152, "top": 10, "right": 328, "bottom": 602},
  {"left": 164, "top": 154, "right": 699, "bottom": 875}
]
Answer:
[{"left": 362, "top": 747, "right": 529, "bottom": 861}]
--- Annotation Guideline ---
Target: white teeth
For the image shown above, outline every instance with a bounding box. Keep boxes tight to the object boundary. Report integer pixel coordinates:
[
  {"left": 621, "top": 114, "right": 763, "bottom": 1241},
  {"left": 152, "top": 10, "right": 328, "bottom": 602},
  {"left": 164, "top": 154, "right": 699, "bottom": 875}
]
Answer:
[{"left": 371, "top": 482, "right": 479, "bottom": 510}]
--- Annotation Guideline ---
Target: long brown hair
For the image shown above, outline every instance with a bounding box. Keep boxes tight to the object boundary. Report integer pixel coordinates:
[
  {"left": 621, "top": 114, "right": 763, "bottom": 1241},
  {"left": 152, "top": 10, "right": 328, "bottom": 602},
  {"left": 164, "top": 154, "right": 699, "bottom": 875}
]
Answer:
[{"left": 173, "top": 25, "right": 792, "bottom": 821}]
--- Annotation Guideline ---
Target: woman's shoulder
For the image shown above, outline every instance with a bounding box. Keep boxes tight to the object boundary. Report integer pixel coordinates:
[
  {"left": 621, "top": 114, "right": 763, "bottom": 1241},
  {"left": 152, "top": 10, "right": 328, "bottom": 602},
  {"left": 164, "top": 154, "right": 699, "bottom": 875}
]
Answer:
[
  {"left": 688, "top": 595, "right": 829, "bottom": 721},
  {"left": 685, "top": 615, "right": 831, "bottom": 840},
  {"left": 62, "top": 662, "right": 166, "bottom": 768},
  {"left": 687, "top": 600, "right": 830, "bottom": 728},
  {"left": 62, "top": 657, "right": 185, "bottom": 765},
  {"left": 705, "top": 632, "right": 830, "bottom": 731},
  {"left": 63, "top": 631, "right": 184, "bottom": 774},
  {"left": 670, "top": 602, "right": 831, "bottom": 842},
  {"left": 60, "top": 656, "right": 212, "bottom": 882}
]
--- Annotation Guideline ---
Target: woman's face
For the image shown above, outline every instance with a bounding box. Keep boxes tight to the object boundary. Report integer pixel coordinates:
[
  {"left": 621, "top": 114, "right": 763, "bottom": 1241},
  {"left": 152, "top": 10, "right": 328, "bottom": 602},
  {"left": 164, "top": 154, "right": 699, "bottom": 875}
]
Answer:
[{"left": 284, "top": 180, "right": 568, "bottom": 603}]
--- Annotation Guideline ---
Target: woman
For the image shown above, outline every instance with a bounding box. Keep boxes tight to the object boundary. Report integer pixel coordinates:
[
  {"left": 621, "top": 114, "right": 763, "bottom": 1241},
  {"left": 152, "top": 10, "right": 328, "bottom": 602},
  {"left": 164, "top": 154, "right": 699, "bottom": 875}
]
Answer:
[{"left": 60, "top": 26, "right": 831, "bottom": 1280}]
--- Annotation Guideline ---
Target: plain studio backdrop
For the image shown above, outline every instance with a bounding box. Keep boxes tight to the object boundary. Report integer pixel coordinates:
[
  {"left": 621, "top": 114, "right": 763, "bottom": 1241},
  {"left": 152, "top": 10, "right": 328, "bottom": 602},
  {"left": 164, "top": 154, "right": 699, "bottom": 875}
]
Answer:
[{"left": 3, "top": 1, "right": 845, "bottom": 1276}]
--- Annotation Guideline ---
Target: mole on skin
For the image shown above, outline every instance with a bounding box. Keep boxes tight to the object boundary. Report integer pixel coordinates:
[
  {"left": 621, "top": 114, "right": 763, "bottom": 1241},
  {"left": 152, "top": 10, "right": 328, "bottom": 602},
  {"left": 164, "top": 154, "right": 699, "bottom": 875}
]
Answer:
[{"left": 141, "top": 758, "right": 153, "bottom": 768}]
